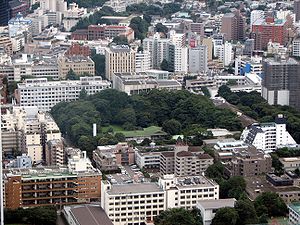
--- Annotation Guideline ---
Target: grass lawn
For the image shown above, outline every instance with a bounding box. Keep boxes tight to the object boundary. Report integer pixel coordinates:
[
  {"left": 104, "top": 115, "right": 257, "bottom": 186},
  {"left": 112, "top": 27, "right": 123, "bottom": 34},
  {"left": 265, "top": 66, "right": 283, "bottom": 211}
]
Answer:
[
  {"left": 101, "top": 125, "right": 124, "bottom": 132},
  {"left": 120, "top": 126, "right": 166, "bottom": 138}
]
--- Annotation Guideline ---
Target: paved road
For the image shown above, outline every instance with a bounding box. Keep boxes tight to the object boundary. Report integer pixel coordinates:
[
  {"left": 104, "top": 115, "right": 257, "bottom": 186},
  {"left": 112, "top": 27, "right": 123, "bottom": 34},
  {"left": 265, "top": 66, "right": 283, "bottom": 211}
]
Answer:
[{"left": 213, "top": 99, "right": 257, "bottom": 127}]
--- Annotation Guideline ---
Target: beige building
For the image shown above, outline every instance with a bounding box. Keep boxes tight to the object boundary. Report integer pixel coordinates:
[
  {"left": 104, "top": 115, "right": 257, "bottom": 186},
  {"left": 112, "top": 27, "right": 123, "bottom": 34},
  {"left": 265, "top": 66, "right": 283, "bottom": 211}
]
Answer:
[
  {"left": 0, "top": 35, "right": 13, "bottom": 56},
  {"left": 46, "top": 139, "right": 64, "bottom": 166},
  {"left": 202, "top": 37, "right": 213, "bottom": 61},
  {"left": 160, "top": 144, "right": 213, "bottom": 177},
  {"left": 280, "top": 157, "right": 300, "bottom": 171},
  {"left": 105, "top": 45, "right": 136, "bottom": 81},
  {"left": 58, "top": 55, "right": 95, "bottom": 78}
]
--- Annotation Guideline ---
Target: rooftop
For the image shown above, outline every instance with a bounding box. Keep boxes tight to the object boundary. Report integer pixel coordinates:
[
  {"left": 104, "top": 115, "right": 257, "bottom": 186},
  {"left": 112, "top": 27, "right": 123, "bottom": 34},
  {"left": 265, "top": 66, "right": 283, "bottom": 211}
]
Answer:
[
  {"left": 197, "top": 198, "right": 236, "bottom": 209},
  {"left": 107, "top": 183, "right": 163, "bottom": 195}
]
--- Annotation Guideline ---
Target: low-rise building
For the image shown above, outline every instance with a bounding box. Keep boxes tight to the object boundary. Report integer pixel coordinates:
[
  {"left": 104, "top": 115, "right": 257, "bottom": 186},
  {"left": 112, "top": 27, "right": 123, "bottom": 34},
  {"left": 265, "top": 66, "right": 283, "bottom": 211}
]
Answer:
[
  {"left": 112, "top": 72, "right": 182, "bottom": 95},
  {"left": 58, "top": 55, "right": 95, "bottom": 78},
  {"left": 197, "top": 199, "right": 236, "bottom": 225},
  {"left": 93, "top": 143, "right": 135, "bottom": 172},
  {"left": 101, "top": 174, "right": 219, "bottom": 225},
  {"left": 16, "top": 77, "right": 111, "bottom": 111},
  {"left": 4, "top": 151, "right": 102, "bottom": 209},
  {"left": 280, "top": 157, "right": 300, "bottom": 171}
]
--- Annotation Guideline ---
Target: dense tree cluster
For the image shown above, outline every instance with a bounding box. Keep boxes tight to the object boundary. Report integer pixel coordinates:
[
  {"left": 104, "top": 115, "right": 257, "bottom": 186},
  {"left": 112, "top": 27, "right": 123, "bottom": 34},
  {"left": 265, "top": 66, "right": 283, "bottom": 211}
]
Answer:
[
  {"left": 126, "top": 3, "right": 181, "bottom": 17},
  {"left": 218, "top": 85, "right": 300, "bottom": 143},
  {"left": 154, "top": 208, "right": 203, "bottom": 225},
  {"left": 51, "top": 89, "right": 241, "bottom": 154},
  {"left": 5, "top": 206, "right": 57, "bottom": 225},
  {"left": 129, "top": 17, "right": 151, "bottom": 40}
]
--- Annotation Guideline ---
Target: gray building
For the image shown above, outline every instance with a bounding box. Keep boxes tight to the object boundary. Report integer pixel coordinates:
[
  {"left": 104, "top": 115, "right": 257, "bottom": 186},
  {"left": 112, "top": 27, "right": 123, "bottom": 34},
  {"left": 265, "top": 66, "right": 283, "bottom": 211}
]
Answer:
[
  {"left": 188, "top": 45, "right": 208, "bottom": 73},
  {"left": 262, "top": 57, "right": 300, "bottom": 110}
]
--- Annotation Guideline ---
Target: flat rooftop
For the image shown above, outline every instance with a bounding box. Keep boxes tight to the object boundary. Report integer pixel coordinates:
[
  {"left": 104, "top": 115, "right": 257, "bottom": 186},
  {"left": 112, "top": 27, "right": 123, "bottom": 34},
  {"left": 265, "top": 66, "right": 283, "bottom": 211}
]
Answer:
[
  {"left": 198, "top": 198, "right": 236, "bottom": 209},
  {"left": 108, "top": 183, "right": 164, "bottom": 195},
  {"left": 69, "top": 205, "right": 113, "bottom": 225}
]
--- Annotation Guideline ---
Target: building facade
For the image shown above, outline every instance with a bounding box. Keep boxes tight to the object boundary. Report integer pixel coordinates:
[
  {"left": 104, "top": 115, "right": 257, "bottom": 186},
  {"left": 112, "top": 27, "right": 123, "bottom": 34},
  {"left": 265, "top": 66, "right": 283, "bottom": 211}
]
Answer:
[{"left": 16, "top": 77, "right": 111, "bottom": 111}]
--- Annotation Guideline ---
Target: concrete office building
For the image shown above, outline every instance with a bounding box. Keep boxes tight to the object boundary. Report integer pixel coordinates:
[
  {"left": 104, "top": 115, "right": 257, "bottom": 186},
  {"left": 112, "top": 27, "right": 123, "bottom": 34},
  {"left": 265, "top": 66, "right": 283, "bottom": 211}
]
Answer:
[
  {"left": 101, "top": 175, "right": 219, "bottom": 225},
  {"left": 16, "top": 77, "right": 111, "bottom": 111},
  {"left": 135, "top": 151, "right": 161, "bottom": 169},
  {"left": 250, "top": 10, "right": 265, "bottom": 30},
  {"left": 188, "top": 45, "right": 208, "bottom": 73},
  {"left": 4, "top": 151, "right": 101, "bottom": 209},
  {"left": 58, "top": 55, "right": 95, "bottom": 79},
  {"left": 0, "top": 35, "right": 13, "bottom": 56},
  {"left": 289, "top": 202, "right": 300, "bottom": 225},
  {"left": 262, "top": 57, "right": 300, "bottom": 110},
  {"left": 279, "top": 157, "right": 300, "bottom": 171},
  {"left": 105, "top": 45, "right": 136, "bottom": 80},
  {"left": 112, "top": 72, "right": 182, "bottom": 95},
  {"left": 241, "top": 115, "right": 297, "bottom": 153}
]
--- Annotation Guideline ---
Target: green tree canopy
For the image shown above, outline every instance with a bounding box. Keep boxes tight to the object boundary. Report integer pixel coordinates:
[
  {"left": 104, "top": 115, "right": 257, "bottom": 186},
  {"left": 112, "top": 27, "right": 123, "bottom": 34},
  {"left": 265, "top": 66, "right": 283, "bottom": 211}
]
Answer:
[
  {"left": 162, "top": 119, "right": 182, "bottom": 135},
  {"left": 254, "top": 192, "right": 288, "bottom": 218},
  {"left": 154, "top": 208, "right": 203, "bottom": 225},
  {"left": 235, "top": 199, "right": 259, "bottom": 225},
  {"left": 211, "top": 207, "right": 238, "bottom": 225}
]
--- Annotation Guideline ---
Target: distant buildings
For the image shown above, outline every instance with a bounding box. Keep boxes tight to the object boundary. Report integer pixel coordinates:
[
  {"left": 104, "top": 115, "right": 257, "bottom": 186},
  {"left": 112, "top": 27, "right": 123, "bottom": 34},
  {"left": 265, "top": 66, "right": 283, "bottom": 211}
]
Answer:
[
  {"left": 188, "top": 45, "right": 208, "bottom": 73},
  {"left": 16, "top": 77, "right": 111, "bottom": 111},
  {"left": 294, "top": 0, "right": 300, "bottom": 22},
  {"left": 112, "top": 72, "right": 182, "bottom": 95},
  {"left": 241, "top": 115, "right": 297, "bottom": 153},
  {"left": 262, "top": 57, "right": 300, "bottom": 110}
]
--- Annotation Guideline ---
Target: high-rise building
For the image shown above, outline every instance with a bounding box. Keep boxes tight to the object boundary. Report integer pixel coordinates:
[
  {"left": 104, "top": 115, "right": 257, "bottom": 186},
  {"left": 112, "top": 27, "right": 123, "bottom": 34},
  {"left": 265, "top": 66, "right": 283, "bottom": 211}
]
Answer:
[
  {"left": 0, "top": 0, "right": 10, "bottom": 26},
  {"left": 135, "top": 51, "right": 151, "bottom": 72},
  {"left": 294, "top": 0, "right": 300, "bottom": 21},
  {"left": 262, "top": 57, "right": 300, "bottom": 110},
  {"left": 188, "top": 45, "right": 208, "bottom": 73},
  {"left": 221, "top": 10, "right": 245, "bottom": 41},
  {"left": 250, "top": 10, "right": 265, "bottom": 31},
  {"left": 105, "top": 45, "right": 136, "bottom": 80},
  {"left": 252, "top": 17, "right": 287, "bottom": 50}
]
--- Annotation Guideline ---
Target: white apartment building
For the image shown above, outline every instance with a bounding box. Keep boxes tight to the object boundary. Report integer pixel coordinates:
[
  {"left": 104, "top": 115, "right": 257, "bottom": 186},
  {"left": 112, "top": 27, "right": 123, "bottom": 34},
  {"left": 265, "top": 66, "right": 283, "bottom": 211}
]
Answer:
[
  {"left": 241, "top": 115, "right": 297, "bottom": 153},
  {"left": 101, "top": 175, "right": 219, "bottom": 225},
  {"left": 292, "top": 37, "right": 300, "bottom": 57},
  {"left": 250, "top": 10, "right": 264, "bottom": 31},
  {"left": 135, "top": 151, "right": 161, "bottom": 169},
  {"left": 16, "top": 77, "right": 111, "bottom": 111},
  {"left": 188, "top": 45, "right": 208, "bottom": 73},
  {"left": 135, "top": 51, "right": 151, "bottom": 73},
  {"left": 171, "top": 45, "right": 188, "bottom": 73},
  {"left": 105, "top": 45, "right": 136, "bottom": 81},
  {"left": 1, "top": 106, "right": 62, "bottom": 163}
]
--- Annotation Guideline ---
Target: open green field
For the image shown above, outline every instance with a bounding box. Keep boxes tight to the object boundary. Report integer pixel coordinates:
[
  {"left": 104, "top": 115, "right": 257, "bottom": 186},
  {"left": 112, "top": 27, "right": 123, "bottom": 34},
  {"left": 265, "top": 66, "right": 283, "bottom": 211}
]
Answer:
[{"left": 102, "top": 125, "right": 166, "bottom": 138}]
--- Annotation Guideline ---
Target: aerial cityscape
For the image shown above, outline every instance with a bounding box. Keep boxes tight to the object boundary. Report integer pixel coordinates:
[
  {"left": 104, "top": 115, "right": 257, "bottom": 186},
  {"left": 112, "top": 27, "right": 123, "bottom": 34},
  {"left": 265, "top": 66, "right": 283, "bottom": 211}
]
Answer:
[{"left": 2, "top": 0, "right": 300, "bottom": 225}]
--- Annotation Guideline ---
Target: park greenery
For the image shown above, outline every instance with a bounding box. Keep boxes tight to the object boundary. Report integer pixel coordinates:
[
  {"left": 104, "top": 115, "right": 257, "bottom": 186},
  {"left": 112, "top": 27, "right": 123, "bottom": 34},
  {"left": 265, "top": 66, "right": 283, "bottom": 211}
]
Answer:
[
  {"left": 67, "top": 0, "right": 107, "bottom": 8},
  {"left": 154, "top": 208, "right": 203, "bottom": 225},
  {"left": 218, "top": 85, "right": 300, "bottom": 143},
  {"left": 51, "top": 89, "right": 241, "bottom": 154},
  {"left": 4, "top": 206, "right": 57, "bottom": 225}
]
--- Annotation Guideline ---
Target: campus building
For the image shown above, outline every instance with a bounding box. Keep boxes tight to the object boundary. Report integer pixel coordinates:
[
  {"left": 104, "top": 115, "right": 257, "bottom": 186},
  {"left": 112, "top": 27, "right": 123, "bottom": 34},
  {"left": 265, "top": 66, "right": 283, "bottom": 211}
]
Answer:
[{"left": 16, "top": 77, "right": 111, "bottom": 111}]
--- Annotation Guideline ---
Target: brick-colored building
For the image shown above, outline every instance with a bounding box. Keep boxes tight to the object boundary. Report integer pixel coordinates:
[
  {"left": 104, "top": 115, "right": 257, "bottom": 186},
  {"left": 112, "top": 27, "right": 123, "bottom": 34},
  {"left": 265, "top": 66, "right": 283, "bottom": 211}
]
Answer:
[
  {"left": 87, "top": 25, "right": 134, "bottom": 41},
  {"left": 221, "top": 10, "right": 245, "bottom": 41},
  {"left": 251, "top": 17, "right": 287, "bottom": 50},
  {"left": 65, "top": 43, "right": 91, "bottom": 57},
  {"left": 71, "top": 29, "right": 88, "bottom": 40},
  {"left": 4, "top": 151, "right": 102, "bottom": 209}
]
